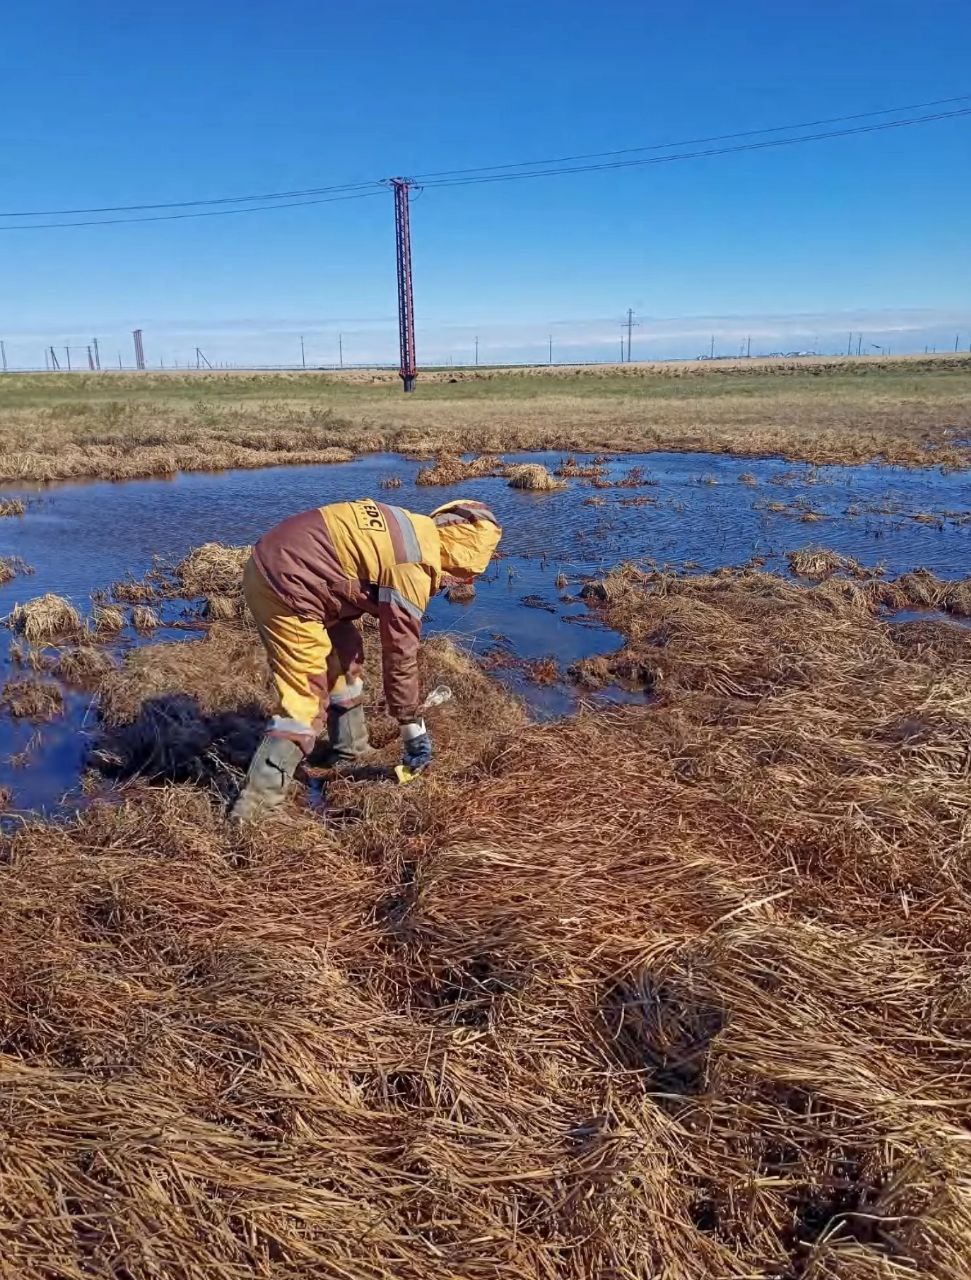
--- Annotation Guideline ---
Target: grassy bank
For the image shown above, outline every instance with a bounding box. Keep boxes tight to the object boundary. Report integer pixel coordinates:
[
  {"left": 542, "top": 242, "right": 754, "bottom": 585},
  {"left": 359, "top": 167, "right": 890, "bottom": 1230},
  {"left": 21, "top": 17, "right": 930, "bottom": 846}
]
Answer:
[
  {"left": 2, "top": 556, "right": 970, "bottom": 1275},
  {"left": 1, "top": 355, "right": 968, "bottom": 483}
]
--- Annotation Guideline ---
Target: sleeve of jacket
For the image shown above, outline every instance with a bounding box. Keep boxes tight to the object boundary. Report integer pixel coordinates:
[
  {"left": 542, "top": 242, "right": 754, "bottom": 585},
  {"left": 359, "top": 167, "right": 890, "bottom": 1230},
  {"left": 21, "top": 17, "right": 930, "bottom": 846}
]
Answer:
[{"left": 377, "top": 562, "right": 432, "bottom": 722}]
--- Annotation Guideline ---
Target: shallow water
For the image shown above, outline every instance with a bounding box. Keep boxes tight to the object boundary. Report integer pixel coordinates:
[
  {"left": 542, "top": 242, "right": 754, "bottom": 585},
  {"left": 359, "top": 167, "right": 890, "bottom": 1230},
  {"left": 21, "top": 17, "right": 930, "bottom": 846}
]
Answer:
[{"left": 1, "top": 450, "right": 968, "bottom": 815}]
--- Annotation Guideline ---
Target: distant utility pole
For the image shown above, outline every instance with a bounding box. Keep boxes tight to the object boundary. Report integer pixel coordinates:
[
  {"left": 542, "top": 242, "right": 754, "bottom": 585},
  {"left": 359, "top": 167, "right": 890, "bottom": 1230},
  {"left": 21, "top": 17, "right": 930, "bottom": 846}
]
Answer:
[
  {"left": 625, "top": 308, "right": 638, "bottom": 363},
  {"left": 709, "top": 335, "right": 715, "bottom": 360},
  {"left": 117, "top": 352, "right": 123, "bottom": 370},
  {"left": 857, "top": 335, "right": 863, "bottom": 357},
  {"left": 390, "top": 177, "right": 417, "bottom": 392},
  {"left": 474, "top": 335, "right": 479, "bottom": 366},
  {"left": 87, "top": 344, "right": 95, "bottom": 371},
  {"left": 620, "top": 333, "right": 625, "bottom": 362},
  {"left": 746, "top": 335, "right": 751, "bottom": 359},
  {"left": 847, "top": 333, "right": 853, "bottom": 356},
  {"left": 956, "top": 334, "right": 961, "bottom": 353},
  {"left": 0, "top": 340, "right": 6, "bottom": 373},
  {"left": 92, "top": 337, "right": 101, "bottom": 370},
  {"left": 49, "top": 346, "right": 60, "bottom": 371},
  {"left": 338, "top": 332, "right": 344, "bottom": 368},
  {"left": 300, "top": 335, "right": 306, "bottom": 370},
  {"left": 133, "top": 328, "right": 146, "bottom": 371},
  {"left": 195, "top": 347, "right": 212, "bottom": 370},
  {"left": 548, "top": 335, "right": 553, "bottom": 366},
  {"left": 65, "top": 346, "right": 71, "bottom": 371}
]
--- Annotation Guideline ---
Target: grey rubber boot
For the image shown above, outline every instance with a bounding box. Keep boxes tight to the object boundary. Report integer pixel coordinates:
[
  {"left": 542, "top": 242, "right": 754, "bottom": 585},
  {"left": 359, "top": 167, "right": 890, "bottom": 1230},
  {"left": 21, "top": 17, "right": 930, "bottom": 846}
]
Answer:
[
  {"left": 228, "top": 734, "right": 305, "bottom": 822},
  {"left": 310, "top": 704, "right": 374, "bottom": 767}
]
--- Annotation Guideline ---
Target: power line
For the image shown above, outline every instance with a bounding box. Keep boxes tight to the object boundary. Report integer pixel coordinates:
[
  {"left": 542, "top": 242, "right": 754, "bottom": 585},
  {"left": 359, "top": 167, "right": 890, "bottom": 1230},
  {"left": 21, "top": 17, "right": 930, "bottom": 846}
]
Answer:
[
  {"left": 409, "top": 92, "right": 971, "bottom": 181},
  {"left": 1, "top": 98, "right": 968, "bottom": 231},
  {"left": 0, "top": 179, "right": 384, "bottom": 219},
  {"left": 0, "top": 188, "right": 386, "bottom": 231},
  {"left": 4, "top": 92, "right": 967, "bottom": 220},
  {"left": 415, "top": 107, "right": 971, "bottom": 189}
]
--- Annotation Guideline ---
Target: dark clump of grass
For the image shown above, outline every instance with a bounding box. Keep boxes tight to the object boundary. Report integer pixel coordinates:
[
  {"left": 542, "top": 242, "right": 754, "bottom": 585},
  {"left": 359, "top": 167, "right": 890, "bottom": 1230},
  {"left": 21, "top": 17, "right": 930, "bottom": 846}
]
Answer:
[{"left": 0, "top": 497, "right": 26, "bottom": 518}]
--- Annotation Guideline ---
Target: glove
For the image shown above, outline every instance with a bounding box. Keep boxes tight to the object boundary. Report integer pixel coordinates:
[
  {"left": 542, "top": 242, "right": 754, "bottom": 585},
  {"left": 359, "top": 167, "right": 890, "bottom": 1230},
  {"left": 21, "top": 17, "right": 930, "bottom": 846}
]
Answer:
[{"left": 401, "top": 720, "right": 433, "bottom": 772}]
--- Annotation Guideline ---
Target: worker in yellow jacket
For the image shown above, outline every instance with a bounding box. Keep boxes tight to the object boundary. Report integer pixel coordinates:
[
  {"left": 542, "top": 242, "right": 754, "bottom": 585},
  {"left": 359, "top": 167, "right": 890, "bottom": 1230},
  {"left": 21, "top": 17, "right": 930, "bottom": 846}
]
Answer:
[{"left": 229, "top": 497, "right": 502, "bottom": 821}]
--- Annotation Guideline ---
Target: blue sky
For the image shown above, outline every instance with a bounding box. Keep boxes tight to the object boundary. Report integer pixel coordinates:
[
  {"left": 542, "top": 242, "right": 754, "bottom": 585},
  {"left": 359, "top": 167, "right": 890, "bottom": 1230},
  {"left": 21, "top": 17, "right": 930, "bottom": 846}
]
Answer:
[{"left": 1, "top": 0, "right": 970, "bottom": 368}]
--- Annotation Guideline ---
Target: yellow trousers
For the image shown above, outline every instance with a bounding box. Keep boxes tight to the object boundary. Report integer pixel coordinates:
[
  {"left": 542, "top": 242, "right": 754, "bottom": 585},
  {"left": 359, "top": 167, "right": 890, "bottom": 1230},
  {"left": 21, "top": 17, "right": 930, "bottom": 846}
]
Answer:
[{"left": 243, "top": 558, "right": 364, "bottom": 744}]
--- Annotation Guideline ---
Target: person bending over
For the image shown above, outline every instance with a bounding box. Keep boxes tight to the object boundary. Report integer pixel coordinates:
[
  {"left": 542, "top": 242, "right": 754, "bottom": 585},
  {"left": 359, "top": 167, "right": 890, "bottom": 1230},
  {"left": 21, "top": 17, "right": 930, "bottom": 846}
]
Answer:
[{"left": 229, "top": 496, "right": 501, "bottom": 822}]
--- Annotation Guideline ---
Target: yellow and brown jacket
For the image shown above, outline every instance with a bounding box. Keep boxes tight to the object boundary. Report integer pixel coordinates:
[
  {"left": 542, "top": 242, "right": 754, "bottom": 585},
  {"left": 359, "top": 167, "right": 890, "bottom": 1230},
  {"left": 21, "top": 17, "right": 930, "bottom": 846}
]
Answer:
[{"left": 252, "top": 498, "right": 500, "bottom": 721}]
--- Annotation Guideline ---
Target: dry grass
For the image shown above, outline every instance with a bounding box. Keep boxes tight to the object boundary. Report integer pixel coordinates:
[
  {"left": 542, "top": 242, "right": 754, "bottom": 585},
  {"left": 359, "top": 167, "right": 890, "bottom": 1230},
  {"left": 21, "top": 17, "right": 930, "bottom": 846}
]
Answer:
[
  {"left": 416, "top": 454, "right": 504, "bottom": 486},
  {"left": 53, "top": 644, "right": 116, "bottom": 687},
  {"left": 5, "top": 593, "right": 83, "bottom": 642},
  {"left": 507, "top": 463, "right": 565, "bottom": 491},
  {"left": 1, "top": 560, "right": 970, "bottom": 1274},
  {"left": 91, "top": 603, "right": 126, "bottom": 635},
  {"left": 110, "top": 575, "right": 157, "bottom": 604},
  {"left": 93, "top": 620, "right": 524, "bottom": 786},
  {"left": 129, "top": 605, "right": 161, "bottom": 634},
  {"left": 1, "top": 676, "right": 64, "bottom": 720},
  {"left": 443, "top": 578, "right": 476, "bottom": 603},
  {"left": 162, "top": 543, "right": 251, "bottom": 624},
  {"left": 0, "top": 556, "right": 33, "bottom": 585},
  {"left": 0, "top": 496, "right": 26, "bottom": 517},
  {"left": 555, "top": 455, "right": 604, "bottom": 478},
  {"left": 379, "top": 475, "right": 403, "bottom": 489},
  {"left": 1, "top": 357, "right": 967, "bottom": 483},
  {"left": 787, "top": 548, "right": 873, "bottom": 581}
]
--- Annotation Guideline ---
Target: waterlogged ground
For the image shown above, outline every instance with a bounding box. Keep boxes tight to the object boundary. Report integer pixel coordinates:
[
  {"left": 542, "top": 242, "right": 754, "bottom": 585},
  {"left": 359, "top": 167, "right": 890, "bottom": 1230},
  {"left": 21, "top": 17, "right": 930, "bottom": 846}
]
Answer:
[{"left": 1, "top": 449, "right": 968, "bottom": 815}]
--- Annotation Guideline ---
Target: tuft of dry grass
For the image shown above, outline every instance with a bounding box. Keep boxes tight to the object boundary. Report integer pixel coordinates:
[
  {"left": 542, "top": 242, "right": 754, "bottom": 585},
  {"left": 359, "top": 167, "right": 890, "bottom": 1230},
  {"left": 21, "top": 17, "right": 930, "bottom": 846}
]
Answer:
[
  {"left": 738, "top": 472, "right": 758, "bottom": 485},
  {"left": 129, "top": 605, "right": 161, "bottom": 633},
  {"left": 5, "top": 593, "right": 83, "bottom": 642},
  {"left": 379, "top": 474, "right": 403, "bottom": 489},
  {"left": 0, "top": 496, "right": 26, "bottom": 517},
  {"left": 174, "top": 542, "right": 251, "bottom": 599},
  {"left": 109, "top": 575, "right": 156, "bottom": 604},
  {"left": 416, "top": 454, "right": 504, "bottom": 486},
  {"left": 1, "top": 676, "right": 64, "bottom": 720},
  {"left": 0, "top": 556, "right": 33, "bottom": 585},
  {"left": 555, "top": 455, "right": 604, "bottom": 478},
  {"left": 91, "top": 603, "right": 126, "bottom": 635},
  {"left": 53, "top": 644, "right": 116, "bottom": 686},
  {"left": 202, "top": 593, "right": 245, "bottom": 620},
  {"left": 507, "top": 462, "right": 566, "bottom": 491},
  {"left": 787, "top": 547, "right": 873, "bottom": 581},
  {"left": 444, "top": 578, "right": 476, "bottom": 603}
]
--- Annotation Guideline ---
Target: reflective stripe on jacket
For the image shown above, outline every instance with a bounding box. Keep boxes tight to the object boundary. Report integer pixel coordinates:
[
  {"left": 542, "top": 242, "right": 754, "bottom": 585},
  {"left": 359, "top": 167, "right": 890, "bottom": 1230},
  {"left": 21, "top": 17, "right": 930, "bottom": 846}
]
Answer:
[{"left": 252, "top": 499, "right": 440, "bottom": 722}]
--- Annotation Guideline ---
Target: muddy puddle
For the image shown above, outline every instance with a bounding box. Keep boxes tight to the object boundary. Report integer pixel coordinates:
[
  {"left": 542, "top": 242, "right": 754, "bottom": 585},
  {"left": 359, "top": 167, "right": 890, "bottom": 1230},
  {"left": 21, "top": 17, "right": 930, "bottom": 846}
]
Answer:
[{"left": 1, "top": 449, "right": 968, "bottom": 816}]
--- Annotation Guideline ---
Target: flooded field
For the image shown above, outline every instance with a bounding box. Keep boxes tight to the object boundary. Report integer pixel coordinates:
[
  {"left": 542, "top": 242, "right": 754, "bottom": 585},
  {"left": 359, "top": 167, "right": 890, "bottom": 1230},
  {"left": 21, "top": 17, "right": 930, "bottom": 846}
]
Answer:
[{"left": 1, "top": 449, "right": 968, "bottom": 814}]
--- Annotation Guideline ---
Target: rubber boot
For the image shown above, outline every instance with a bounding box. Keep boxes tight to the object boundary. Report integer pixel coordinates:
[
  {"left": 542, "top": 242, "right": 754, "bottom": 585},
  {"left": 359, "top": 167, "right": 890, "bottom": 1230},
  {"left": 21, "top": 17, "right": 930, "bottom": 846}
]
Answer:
[
  {"left": 309, "top": 704, "right": 374, "bottom": 768},
  {"left": 228, "top": 734, "right": 304, "bottom": 822}
]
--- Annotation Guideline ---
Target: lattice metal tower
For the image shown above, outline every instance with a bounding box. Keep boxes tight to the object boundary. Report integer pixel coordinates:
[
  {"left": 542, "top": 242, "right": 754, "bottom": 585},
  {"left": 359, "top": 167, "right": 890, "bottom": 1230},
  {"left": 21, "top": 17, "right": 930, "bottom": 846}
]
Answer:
[{"left": 391, "top": 179, "right": 417, "bottom": 392}]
